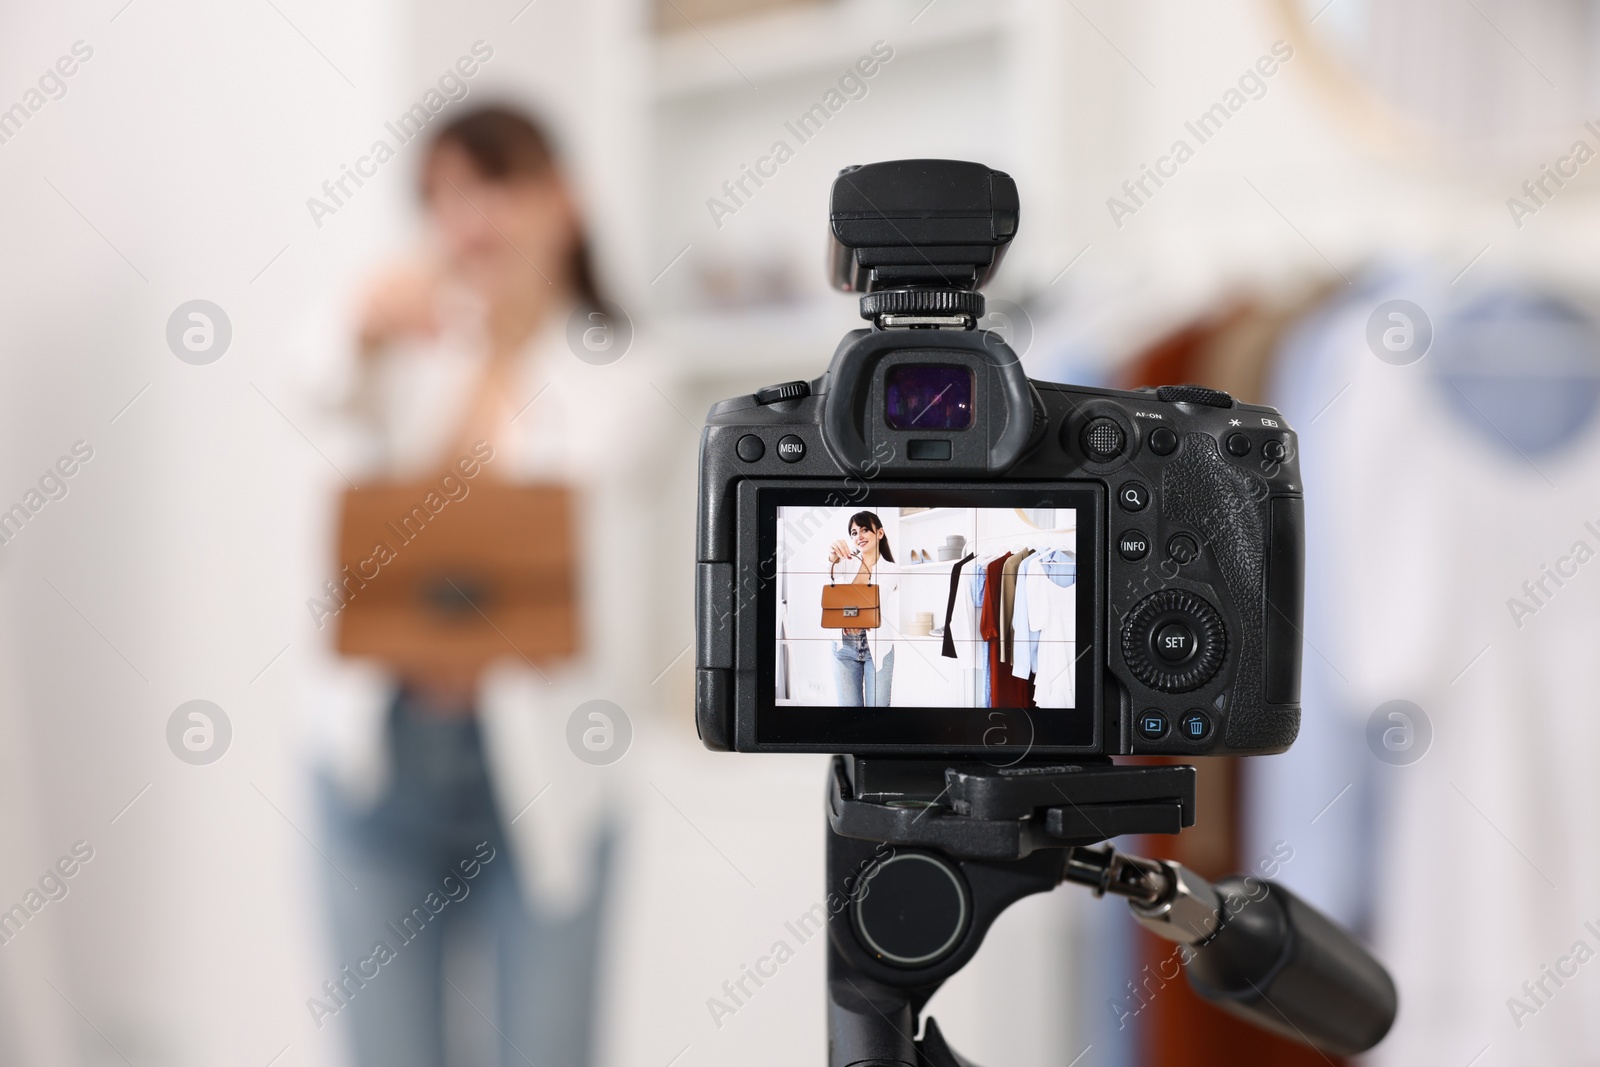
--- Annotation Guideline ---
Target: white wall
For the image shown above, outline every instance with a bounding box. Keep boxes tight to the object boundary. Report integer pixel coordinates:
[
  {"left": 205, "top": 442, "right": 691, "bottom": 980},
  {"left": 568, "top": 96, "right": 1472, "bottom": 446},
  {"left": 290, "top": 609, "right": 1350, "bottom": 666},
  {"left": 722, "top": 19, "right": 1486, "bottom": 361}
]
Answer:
[{"left": 0, "top": 1, "right": 406, "bottom": 1064}]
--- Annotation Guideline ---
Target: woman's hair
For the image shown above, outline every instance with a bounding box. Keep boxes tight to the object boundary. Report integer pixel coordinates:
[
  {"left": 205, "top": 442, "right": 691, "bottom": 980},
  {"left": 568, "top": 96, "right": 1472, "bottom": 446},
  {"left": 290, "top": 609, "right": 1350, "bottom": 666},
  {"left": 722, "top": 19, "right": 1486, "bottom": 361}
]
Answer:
[
  {"left": 424, "top": 105, "right": 605, "bottom": 310},
  {"left": 848, "top": 511, "right": 894, "bottom": 563}
]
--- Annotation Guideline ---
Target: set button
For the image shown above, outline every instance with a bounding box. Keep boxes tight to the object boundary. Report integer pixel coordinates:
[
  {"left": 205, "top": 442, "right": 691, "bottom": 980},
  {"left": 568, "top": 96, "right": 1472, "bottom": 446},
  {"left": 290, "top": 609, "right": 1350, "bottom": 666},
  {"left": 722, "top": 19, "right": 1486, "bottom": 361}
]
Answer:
[
  {"left": 1154, "top": 622, "right": 1196, "bottom": 663},
  {"left": 1167, "top": 533, "right": 1200, "bottom": 565}
]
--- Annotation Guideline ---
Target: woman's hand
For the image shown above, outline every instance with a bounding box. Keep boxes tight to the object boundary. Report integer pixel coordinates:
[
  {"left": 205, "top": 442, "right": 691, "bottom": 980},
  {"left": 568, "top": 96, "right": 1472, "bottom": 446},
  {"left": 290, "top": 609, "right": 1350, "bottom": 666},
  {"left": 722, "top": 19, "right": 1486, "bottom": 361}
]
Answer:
[
  {"left": 827, "top": 539, "right": 857, "bottom": 565},
  {"left": 357, "top": 261, "right": 443, "bottom": 357}
]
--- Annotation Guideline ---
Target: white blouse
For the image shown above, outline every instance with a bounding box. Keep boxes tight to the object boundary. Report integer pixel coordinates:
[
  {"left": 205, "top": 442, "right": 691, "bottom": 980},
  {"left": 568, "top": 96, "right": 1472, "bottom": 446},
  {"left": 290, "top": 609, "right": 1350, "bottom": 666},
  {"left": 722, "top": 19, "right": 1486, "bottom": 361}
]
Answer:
[{"left": 299, "top": 304, "right": 671, "bottom": 916}]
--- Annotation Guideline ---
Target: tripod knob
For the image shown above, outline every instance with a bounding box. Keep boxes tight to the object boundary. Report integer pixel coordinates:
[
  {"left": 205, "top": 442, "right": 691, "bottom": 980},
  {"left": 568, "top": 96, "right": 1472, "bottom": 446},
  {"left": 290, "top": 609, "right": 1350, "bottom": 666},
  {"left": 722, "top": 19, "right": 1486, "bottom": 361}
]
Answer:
[{"left": 851, "top": 852, "right": 971, "bottom": 967}]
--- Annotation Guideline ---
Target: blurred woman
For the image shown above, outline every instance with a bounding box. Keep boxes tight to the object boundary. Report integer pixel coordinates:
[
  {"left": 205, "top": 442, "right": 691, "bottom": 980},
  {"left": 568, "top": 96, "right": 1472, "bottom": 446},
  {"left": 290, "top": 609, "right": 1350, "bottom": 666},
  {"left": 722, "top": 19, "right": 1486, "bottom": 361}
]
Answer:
[{"left": 309, "top": 106, "right": 660, "bottom": 1067}]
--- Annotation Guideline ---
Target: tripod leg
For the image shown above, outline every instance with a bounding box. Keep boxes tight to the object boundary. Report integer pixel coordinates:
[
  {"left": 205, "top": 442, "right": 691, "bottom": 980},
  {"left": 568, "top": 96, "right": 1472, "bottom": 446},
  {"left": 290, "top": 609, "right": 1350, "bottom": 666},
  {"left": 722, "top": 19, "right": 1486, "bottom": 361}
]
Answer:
[
  {"left": 918, "top": 1018, "right": 978, "bottom": 1067},
  {"left": 827, "top": 951, "right": 980, "bottom": 1067},
  {"left": 828, "top": 946, "right": 917, "bottom": 1067}
]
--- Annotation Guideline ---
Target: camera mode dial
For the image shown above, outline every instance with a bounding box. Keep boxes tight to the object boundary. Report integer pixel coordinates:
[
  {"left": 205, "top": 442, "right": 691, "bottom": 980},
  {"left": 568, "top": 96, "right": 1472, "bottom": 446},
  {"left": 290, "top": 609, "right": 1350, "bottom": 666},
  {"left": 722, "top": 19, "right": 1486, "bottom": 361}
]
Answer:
[{"left": 1121, "top": 590, "right": 1226, "bottom": 693}]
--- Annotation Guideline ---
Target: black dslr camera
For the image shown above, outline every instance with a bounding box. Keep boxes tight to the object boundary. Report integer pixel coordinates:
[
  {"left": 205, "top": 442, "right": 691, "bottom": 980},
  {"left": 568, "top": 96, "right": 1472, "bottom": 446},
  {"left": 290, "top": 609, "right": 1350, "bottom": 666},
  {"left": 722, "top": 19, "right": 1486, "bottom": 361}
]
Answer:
[
  {"left": 696, "top": 159, "right": 1304, "bottom": 759},
  {"left": 693, "top": 161, "right": 1392, "bottom": 1066}
]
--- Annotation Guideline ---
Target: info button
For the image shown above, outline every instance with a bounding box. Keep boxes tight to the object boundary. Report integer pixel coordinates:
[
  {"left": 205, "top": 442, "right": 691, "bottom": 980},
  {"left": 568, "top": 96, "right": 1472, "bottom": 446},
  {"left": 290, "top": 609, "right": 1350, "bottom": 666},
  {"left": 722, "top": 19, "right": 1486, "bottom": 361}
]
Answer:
[{"left": 1118, "top": 531, "right": 1149, "bottom": 561}]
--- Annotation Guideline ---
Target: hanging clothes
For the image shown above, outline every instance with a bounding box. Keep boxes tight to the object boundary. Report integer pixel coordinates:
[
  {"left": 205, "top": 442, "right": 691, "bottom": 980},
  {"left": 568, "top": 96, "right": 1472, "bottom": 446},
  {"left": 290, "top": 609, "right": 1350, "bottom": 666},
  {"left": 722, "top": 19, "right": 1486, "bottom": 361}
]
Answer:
[
  {"left": 1012, "top": 550, "right": 1077, "bottom": 681},
  {"left": 1244, "top": 265, "right": 1600, "bottom": 1067},
  {"left": 972, "top": 558, "right": 990, "bottom": 707},
  {"left": 980, "top": 553, "right": 1034, "bottom": 708},
  {"left": 1118, "top": 286, "right": 1335, "bottom": 1067},
  {"left": 1019, "top": 549, "right": 1077, "bottom": 708},
  {"left": 998, "top": 549, "right": 1034, "bottom": 665},
  {"left": 1011, "top": 553, "right": 1042, "bottom": 679},
  {"left": 941, "top": 553, "right": 978, "bottom": 660}
]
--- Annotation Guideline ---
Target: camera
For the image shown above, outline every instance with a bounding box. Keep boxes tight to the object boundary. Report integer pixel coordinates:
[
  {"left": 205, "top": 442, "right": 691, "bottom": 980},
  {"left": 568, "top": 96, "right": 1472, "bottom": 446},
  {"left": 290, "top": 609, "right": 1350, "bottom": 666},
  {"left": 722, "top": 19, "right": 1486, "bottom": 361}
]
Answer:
[
  {"left": 692, "top": 162, "right": 1393, "bottom": 1065},
  {"left": 696, "top": 159, "right": 1304, "bottom": 759}
]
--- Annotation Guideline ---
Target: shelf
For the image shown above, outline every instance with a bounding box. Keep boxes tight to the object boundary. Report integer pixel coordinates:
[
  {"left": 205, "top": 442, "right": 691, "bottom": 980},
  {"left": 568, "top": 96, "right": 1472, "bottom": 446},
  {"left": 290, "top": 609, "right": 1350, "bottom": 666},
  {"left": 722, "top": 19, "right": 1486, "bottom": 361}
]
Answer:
[
  {"left": 651, "top": 301, "right": 849, "bottom": 383},
  {"left": 652, "top": 0, "right": 1008, "bottom": 99}
]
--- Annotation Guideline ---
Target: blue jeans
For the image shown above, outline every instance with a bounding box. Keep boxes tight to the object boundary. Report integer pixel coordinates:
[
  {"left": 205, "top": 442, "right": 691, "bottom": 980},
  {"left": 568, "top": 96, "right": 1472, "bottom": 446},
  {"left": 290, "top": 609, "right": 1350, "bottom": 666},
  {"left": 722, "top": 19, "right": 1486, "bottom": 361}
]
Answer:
[
  {"left": 319, "top": 689, "right": 609, "bottom": 1067},
  {"left": 832, "top": 630, "right": 894, "bottom": 706}
]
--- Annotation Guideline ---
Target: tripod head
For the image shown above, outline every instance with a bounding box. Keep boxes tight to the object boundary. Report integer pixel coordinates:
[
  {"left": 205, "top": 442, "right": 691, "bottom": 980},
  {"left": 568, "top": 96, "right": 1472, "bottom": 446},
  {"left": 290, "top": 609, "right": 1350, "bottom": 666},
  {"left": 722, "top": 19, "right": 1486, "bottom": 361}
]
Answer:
[{"left": 825, "top": 757, "right": 1395, "bottom": 1066}]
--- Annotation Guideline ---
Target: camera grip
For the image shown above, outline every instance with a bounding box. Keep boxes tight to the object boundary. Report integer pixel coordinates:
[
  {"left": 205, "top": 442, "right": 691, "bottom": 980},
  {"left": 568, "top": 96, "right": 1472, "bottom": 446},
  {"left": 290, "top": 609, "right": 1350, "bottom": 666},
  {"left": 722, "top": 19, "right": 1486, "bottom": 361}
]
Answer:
[{"left": 1160, "top": 434, "right": 1300, "bottom": 751}]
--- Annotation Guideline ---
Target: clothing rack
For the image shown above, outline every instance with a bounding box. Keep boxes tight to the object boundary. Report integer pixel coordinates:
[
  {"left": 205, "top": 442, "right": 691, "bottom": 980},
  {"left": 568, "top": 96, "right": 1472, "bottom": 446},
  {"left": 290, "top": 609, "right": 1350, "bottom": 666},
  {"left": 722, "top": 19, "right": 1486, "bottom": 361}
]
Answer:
[{"left": 968, "top": 532, "right": 1076, "bottom": 557}]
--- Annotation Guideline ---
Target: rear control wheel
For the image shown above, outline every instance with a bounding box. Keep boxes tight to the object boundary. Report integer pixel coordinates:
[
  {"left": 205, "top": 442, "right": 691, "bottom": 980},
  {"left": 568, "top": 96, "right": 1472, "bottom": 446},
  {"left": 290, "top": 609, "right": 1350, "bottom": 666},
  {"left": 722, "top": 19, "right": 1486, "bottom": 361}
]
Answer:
[{"left": 1121, "top": 590, "right": 1226, "bottom": 693}]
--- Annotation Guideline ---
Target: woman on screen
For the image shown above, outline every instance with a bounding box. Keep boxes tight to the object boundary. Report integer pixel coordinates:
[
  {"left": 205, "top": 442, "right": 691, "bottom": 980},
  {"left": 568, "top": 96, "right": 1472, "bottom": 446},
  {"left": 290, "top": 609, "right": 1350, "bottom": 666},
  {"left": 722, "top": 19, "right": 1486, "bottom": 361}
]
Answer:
[{"left": 827, "top": 511, "right": 899, "bottom": 705}]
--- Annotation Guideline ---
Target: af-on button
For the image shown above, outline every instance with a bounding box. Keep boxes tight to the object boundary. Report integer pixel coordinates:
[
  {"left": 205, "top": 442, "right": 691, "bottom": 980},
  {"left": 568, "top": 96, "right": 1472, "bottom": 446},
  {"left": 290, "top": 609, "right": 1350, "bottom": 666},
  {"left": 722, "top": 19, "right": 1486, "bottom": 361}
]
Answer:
[{"left": 1147, "top": 426, "right": 1178, "bottom": 456}]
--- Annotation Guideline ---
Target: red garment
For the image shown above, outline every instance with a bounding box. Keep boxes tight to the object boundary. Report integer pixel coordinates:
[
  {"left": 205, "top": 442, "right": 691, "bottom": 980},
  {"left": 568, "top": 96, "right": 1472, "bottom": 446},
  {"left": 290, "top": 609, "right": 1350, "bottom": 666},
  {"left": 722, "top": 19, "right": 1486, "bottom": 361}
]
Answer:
[{"left": 979, "top": 553, "right": 1034, "bottom": 708}]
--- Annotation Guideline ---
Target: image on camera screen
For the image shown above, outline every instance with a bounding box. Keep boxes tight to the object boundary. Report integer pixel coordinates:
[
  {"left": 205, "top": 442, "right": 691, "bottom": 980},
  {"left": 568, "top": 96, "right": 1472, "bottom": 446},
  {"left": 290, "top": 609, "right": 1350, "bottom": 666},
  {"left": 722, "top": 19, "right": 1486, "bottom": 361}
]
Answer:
[{"left": 774, "top": 504, "right": 1076, "bottom": 709}]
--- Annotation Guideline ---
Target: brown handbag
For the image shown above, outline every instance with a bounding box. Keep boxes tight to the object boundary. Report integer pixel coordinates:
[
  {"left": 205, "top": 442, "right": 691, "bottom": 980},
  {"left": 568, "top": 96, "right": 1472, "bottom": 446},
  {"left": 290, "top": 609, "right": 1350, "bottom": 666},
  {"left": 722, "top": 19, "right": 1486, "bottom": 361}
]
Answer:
[
  {"left": 331, "top": 346, "right": 579, "bottom": 676},
  {"left": 332, "top": 481, "right": 579, "bottom": 676},
  {"left": 821, "top": 560, "right": 881, "bottom": 629}
]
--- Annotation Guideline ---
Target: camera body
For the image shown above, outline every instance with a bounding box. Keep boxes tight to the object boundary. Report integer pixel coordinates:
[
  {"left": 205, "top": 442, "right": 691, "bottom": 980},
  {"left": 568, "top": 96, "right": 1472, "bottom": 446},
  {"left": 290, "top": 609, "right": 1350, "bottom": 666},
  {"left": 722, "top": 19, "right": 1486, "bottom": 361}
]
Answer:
[{"left": 695, "top": 161, "right": 1303, "bottom": 758}]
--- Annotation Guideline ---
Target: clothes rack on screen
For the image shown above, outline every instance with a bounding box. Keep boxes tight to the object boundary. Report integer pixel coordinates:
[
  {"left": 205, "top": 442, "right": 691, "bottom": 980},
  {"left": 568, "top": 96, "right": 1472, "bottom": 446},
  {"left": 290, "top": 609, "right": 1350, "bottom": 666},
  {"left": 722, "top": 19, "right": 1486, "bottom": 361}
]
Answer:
[{"left": 953, "top": 541, "right": 1076, "bottom": 709}]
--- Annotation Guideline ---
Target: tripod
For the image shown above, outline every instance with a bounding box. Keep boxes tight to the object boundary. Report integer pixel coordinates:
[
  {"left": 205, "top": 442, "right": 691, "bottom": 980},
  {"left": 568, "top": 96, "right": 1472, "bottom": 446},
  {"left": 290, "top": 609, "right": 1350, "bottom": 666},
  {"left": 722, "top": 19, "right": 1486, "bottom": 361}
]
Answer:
[{"left": 823, "top": 756, "right": 1395, "bottom": 1067}]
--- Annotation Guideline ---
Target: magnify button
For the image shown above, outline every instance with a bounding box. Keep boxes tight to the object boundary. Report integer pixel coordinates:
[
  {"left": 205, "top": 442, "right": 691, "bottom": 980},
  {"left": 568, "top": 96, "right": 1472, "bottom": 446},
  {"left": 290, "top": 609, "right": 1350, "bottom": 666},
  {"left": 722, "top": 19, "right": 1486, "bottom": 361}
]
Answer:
[{"left": 1118, "top": 482, "right": 1150, "bottom": 512}]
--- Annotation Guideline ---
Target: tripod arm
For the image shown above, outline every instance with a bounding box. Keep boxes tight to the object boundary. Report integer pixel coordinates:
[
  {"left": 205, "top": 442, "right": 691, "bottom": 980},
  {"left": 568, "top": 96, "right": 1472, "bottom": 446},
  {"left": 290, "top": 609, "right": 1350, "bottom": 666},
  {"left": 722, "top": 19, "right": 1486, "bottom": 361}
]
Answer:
[{"left": 1065, "top": 846, "right": 1398, "bottom": 1057}]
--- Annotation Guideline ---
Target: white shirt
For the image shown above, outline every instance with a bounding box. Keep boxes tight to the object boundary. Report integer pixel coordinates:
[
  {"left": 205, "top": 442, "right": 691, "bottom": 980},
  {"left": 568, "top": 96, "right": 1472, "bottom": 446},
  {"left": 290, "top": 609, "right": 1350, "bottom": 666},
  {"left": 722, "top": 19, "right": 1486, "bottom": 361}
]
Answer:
[
  {"left": 1022, "top": 559, "right": 1076, "bottom": 708},
  {"left": 298, "top": 304, "right": 671, "bottom": 916}
]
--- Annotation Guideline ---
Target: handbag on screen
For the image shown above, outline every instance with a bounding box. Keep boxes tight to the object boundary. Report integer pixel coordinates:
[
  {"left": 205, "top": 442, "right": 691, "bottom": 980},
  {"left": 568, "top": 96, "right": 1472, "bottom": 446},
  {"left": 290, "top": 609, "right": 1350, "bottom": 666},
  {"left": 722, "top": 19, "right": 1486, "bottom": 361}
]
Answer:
[{"left": 821, "top": 560, "right": 881, "bottom": 629}]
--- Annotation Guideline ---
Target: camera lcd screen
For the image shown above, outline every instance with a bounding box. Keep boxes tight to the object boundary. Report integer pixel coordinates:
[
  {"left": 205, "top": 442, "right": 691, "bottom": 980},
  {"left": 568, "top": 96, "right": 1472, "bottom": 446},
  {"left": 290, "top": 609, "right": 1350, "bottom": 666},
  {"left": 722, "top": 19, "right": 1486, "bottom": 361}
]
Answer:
[{"left": 754, "top": 486, "right": 1102, "bottom": 752}]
